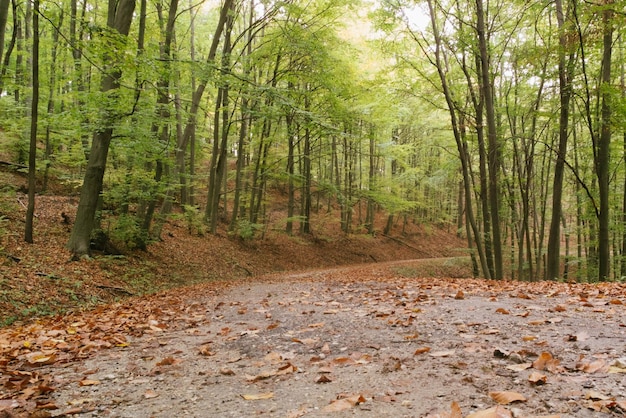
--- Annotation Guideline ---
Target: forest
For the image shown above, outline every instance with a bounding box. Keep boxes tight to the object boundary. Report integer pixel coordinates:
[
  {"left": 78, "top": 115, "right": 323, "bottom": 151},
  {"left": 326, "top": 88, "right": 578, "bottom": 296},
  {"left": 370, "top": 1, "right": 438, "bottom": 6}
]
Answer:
[{"left": 0, "top": 0, "right": 625, "bottom": 282}]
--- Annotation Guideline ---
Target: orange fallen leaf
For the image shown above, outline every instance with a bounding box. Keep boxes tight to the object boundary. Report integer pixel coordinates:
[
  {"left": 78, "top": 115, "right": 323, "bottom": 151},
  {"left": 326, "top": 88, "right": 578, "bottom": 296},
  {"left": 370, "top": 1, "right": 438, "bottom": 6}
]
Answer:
[
  {"left": 323, "top": 395, "right": 365, "bottom": 412},
  {"left": 425, "top": 400, "right": 463, "bottom": 418},
  {"left": 467, "top": 405, "right": 512, "bottom": 418},
  {"left": 454, "top": 290, "right": 465, "bottom": 300},
  {"left": 241, "top": 392, "right": 274, "bottom": 400},
  {"left": 156, "top": 356, "right": 179, "bottom": 367},
  {"left": 489, "top": 391, "right": 527, "bottom": 405},
  {"left": 78, "top": 379, "right": 100, "bottom": 387},
  {"left": 532, "top": 352, "right": 554, "bottom": 370},
  {"left": 143, "top": 389, "right": 158, "bottom": 399},
  {"left": 495, "top": 308, "right": 510, "bottom": 315},
  {"left": 414, "top": 347, "right": 431, "bottom": 355}
]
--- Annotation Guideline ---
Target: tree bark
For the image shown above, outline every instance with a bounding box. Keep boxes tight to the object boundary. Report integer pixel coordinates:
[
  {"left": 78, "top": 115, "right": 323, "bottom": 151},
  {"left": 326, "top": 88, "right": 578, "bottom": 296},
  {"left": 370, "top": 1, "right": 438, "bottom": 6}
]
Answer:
[
  {"left": 67, "top": 0, "right": 136, "bottom": 258},
  {"left": 597, "top": 4, "right": 613, "bottom": 281},
  {"left": 475, "top": 0, "right": 503, "bottom": 279},
  {"left": 546, "top": 0, "right": 574, "bottom": 280},
  {"left": 24, "top": 0, "right": 39, "bottom": 244}
]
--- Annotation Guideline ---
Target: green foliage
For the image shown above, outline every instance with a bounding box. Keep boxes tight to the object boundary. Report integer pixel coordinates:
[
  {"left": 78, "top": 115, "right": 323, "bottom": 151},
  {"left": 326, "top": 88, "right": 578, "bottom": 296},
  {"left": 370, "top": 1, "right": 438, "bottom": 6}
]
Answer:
[
  {"left": 107, "top": 215, "right": 148, "bottom": 251},
  {"left": 234, "top": 219, "right": 264, "bottom": 240},
  {"left": 182, "top": 205, "right": 207, "bottom": 236}
]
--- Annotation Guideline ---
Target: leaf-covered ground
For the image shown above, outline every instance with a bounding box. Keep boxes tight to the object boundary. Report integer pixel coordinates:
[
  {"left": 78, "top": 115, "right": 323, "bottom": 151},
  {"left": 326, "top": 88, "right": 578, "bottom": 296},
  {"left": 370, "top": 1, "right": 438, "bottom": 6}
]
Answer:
[{"left": 1, "top": 260, "right": 625, "bottom": 417}]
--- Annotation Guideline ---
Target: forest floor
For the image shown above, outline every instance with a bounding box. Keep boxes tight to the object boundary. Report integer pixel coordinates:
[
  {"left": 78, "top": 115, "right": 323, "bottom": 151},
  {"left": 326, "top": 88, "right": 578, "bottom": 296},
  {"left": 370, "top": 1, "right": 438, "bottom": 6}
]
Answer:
[{"left": 1, "top": 170, "right": 626, "bottom": 417}]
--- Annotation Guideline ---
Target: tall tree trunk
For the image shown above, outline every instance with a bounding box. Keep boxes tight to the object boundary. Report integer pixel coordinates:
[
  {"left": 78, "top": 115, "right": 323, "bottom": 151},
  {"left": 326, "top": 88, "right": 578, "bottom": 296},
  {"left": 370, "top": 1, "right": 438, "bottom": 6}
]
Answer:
[
  {"left": 67, "top": 0, "right": 136, "bottom": 258},
  {"left": 596, "top": 3, "right": 613, "bottom": 281},
  {"left": 141, "top": 0, "right": 179, "bottom": 236},
  {"left": 476, "top": 0, "right": 503, "bottom": 279},
  {"left": 546, "top": 0, "right": 574, "bottom": 280},
  {"left": 426, "top": 0, "right": 490, "bottom": 278},
  {"left": 0, "top": 0, "right": 10, "bottom": 66},
  {"left": 0, "top": 0, "right": 17, "bottom": 96},
  {"left": 24, "top": 0, "right": 38, "bottom": 244}
]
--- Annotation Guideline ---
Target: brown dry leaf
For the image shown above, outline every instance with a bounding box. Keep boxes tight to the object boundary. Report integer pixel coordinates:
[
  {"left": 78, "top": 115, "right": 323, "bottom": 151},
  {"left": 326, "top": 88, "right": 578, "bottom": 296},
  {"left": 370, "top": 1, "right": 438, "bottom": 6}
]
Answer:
[
  {"left": 219, "top": 368, "right": 235, "bottom": 376},
  {"left": 495, "top": 308, "right": 510, "bottom": 315},
  {"left": 552, "top": 304, "right": 567, "bottom": 312},
  {"left": 578, "top": 359, "right": 608, "bottom": 374},
  {"left": 156, "top": 356, "right": 179, "bottom": 367},
  {"left": 429, "top": 350, "right": 455, "bottom": 358},
  {"left": 245, "top": 369, "right": 277, "bottom": 382},
  {"left": 414, "top": 347, "right": 431, "bottom": 355},
  {"left": 466, "top": 406, "right": 512, "bottom": 418},
  {"left": 454, "top": 290, "right": 465, "bottom": 300},
  {"left": 322, "top": 395, "right": 365, "bottom": 412},
  {"left": 522, "top": 335, "right": 537, "bottom": 341},
  {"left": 285, "top": 407, "right": 309, "bottom": 418},
  {"left": 198, "top": 344, "right": 214, "bottom": 356},
  {"left": 532, "top": 352, "right": 554, "bottom": 370},
  {"left": 506, "top": 363, "right": 532, "bottom": 372},
  {"left": 264, "top": 351, "right": 283, "bottom": 363},
  {"left": 528, "top": 371, "right": 547, "bottom": 385},
  {"left": 78, "top": 379, "right": 100, "bottom": 387},
  {"left": 315, "top": 374, "right": 333, "bottom": 383},
  {"left": 241, "top": 392, "right": 274, "bottom": 400},
  {"left": 424, "top": 401, "right": 463, "bottom": 418},
  {"left": 143, "top": 389, "right": 158, "bottom": 399},
  {"left": 489, "top": 391, "right": 527, "bottom": 405},
  {"left": 525, "top": 416, "right": 561, "bottom": 418}
]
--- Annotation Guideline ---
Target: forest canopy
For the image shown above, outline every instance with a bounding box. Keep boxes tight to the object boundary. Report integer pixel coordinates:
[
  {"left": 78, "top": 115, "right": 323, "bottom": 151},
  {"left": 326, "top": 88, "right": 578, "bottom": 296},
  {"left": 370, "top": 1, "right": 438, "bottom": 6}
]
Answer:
[{"left": 0, "top": 0, "right": 625, "bottom": 282}]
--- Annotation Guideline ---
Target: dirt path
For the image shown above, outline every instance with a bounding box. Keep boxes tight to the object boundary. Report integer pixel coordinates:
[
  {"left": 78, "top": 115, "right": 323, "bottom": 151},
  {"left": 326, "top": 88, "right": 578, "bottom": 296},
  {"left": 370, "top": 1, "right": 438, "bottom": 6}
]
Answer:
[{"left": 2, "top": 259, "right": 626, "bottom": 417}]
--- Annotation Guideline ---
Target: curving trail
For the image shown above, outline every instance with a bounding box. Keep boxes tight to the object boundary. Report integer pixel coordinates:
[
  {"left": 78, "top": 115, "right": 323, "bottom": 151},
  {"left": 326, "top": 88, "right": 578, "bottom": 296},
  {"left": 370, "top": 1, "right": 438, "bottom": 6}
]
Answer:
[{"left": 1, "top": 259, "right": 626, "bottom": 417}]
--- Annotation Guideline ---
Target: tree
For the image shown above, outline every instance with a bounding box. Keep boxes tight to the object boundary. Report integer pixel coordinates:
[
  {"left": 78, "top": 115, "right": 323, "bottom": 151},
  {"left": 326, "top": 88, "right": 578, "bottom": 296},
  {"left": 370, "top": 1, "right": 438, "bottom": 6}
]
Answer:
[
  {"left": 24, "top": 0, "right": 39, "bottom": 244},
  {"left": 67, "top": 0, "right": 136, "bottom": 258}
]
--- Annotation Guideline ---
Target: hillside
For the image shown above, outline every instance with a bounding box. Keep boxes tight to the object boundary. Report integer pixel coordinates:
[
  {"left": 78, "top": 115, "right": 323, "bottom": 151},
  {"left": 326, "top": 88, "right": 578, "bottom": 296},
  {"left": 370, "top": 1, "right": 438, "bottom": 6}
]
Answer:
[{"left": 0, "top": 169, "right": 469, "bottom": 326}]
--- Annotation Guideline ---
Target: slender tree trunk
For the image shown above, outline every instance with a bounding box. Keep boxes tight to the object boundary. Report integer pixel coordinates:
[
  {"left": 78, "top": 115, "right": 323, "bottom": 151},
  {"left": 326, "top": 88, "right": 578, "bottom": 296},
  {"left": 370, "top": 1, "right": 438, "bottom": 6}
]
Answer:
[
  {"left": 67, "top": 0, "right": 136, "bottom": 258},
  {"left": 24, "top": 0, "right": 38, "bottom": 244},
  {"left": 597, "top": 4, "right": 613, "bottom": 281},
  {"left": 546, "top": 0, "right": 575, "bottom": 280},
  {"left": 476, "top": 0, "right": 503, "bottom": 279},
  {"left": 285, "top": 104, "right": 295, "bottom": 235},
  {"left": 0, "top": 0, "right": 10, "bottom": 66}
]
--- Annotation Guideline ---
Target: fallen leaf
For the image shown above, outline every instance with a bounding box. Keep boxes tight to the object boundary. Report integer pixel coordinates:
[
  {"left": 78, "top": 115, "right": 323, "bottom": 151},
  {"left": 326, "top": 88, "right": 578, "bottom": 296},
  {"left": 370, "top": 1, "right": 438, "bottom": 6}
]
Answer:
[
  {"left": 532, "top": 352, "right": 554, "bottom": 370},
  {"left": 466, "top": 405, "right": 512, "bottom": 418},
  {"left": 315, "top": 374, "right": 332, "bottom": 383},
  {"left": 156, "top": 356, "right": 179, "bottom": 367},
  {"left": 219, "top": 368, "right": 235, "bottom": 375},
  {"left": 414, "top": 346, "right": 431, "bottom": 355},
  {"left": 241, "top": 392, "right": 274, "bottom": 400},
  {"left": 528, "top": 371, "right": 547, "bottom": 385},
  {"left": 323, "top": 395, "right": 365, "bottom": 412},
  {"left": 454, "top": 290, "right": 465, "bottom": 300},
  {"left": 489, "top": 391, "right": 527, "bottom": 405},
  {"left": 506, "top": 363, "right": 532, "bottom": 372},
  {"left": 577, "top": 359, "right": 608, "bottom": 374},
  {"left": 495, "top": 308, "right": 510, "bottom": 315},
  {"left": 144, "top": 389, "right": 158, "bottom": 399},
  {"left": 78, "top": 379, "right": 100, "bottom": 387},
  {"left": 430, "top": 350, "right": 455, "bottom": 357}
]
